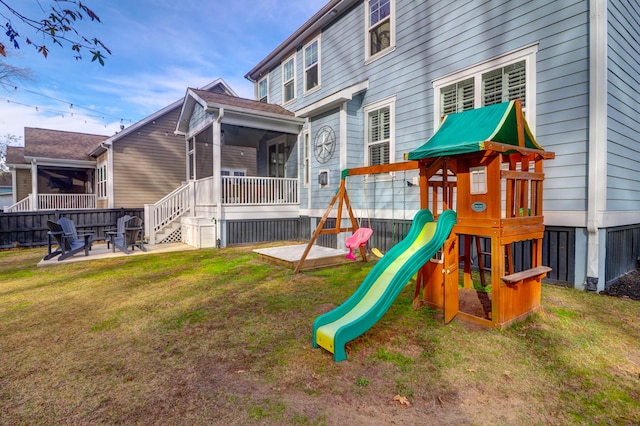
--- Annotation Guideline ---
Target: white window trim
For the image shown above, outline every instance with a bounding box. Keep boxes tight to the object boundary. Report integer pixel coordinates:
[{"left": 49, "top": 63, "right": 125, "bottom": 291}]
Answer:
[
  {"left": 221, "top": 168, "right": 247, "bottom": 176},
  {"left": 97, "top": 161, "right": 108, "bottom": 200},
  {"left": 257, "top": 76, "right": 268, "bottom": 102},
  {"left": 364, "top": 0, "right": 396, "bottom": 64},
  {"left": 303, "top": 35, "right": 321, "bottom": 95},
  {"left": 282, "top": 54, "right": 297, "bottom": 105},
  {"left": 363, "top": 95, "right": 396, "bottom": 168},
  {"left": 432, "top": 43, "right": 538, "bottom": 132}
]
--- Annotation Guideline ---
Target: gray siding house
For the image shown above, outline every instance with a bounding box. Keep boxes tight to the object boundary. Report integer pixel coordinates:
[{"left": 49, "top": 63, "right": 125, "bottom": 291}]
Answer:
[{"left": 245, "top": 0, "right": 640, "bottom": 291}]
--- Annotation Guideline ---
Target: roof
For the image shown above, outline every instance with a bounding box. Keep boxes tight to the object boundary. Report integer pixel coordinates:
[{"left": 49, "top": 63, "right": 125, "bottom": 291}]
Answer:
[
  {"left": 245, "top": 0, "right": 359, "bottom": 81},
  {"left": 189, "top": 89, "right": 296, "bottom": 117},
  {"left": 407, "top": 101, "right": 546, "bottom": 160},
  {"left": 93, "top": 78, "right": 237, "bottom": 157},
  {"left": 5, "top": 146, "right": 25, "bottom": 165},
  {"left": 23, "top": 128, "right": 108, "bottom": 162}
]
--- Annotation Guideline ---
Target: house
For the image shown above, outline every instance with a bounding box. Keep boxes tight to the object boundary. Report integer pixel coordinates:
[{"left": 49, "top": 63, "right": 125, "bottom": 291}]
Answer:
[
  {"left": 0, "top": 172, "right": 12, "bottom": 211},
  {"left": 241, "top": 0, "right": 640, "bottom": 292},
  {"left": 5, "top": 128, "right": 108, "bottom": 211},
  {"left": 88, "top": 78, "right": 237, "bottom": 210},
  {"left": 144, "top": 89, "right": 304, "bottom": 247}
]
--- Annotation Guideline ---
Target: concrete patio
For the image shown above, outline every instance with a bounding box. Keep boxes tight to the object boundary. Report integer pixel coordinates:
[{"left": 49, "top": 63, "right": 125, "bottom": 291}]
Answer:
[{"left": 38, "top": 241, "right": 197, "bottom": 266}]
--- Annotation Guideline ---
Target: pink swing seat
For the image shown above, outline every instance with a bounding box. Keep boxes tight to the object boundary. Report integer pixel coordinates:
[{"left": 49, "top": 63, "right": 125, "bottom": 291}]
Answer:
[{"left": 345, "top": 227, "right": 373, "bottom": 260}]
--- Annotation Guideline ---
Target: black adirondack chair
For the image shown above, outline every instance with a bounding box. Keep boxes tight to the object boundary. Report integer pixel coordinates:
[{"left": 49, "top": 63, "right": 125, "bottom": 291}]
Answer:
[
  {"left": 44, "top": 218, "right": 93, "bottom": 261},
  {"left": 109, "top": 216, "right": 146, "bottom": 254},
  {"left": 105, "top": 214, "right": 131, "bottom": 249}
]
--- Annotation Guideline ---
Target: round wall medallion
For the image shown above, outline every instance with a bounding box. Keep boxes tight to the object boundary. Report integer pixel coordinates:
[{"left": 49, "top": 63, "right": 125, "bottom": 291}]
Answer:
[{"left": 313, "top": 125, "right": 336, "bottom": 164}]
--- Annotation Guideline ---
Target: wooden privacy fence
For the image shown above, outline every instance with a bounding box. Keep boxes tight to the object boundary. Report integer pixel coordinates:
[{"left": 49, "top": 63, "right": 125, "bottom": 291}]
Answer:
[{"left": 0, "top": 208, "right": 144, "bottom": 249}]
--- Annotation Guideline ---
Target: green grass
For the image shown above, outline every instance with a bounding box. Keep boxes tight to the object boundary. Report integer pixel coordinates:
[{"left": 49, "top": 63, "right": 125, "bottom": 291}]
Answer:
[{"left": 0, "top": 246, "right": 639, "bottom": 425}]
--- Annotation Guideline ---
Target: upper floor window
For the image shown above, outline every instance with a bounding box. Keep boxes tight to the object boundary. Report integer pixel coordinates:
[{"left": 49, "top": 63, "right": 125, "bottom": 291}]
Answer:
[
  {"left": 433, "top": 44, "right": 537, "bottom": 127},
  {"left": 304, "top": 37, "right": 320, "bottom": 93},
  {"left": 366, "top": 0, "right": 395, "bottom": 62},
  {"left": 364, "top": 96, "right": 395, "bottom": 166},
  {"left": 258, "top": 77, "right": 268, "bottom": 103},
  {"left": 282, "top": 55, "right": 296, "bottom": 104}
]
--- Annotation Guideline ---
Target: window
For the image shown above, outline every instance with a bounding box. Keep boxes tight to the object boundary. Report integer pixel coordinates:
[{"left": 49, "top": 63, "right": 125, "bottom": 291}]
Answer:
[
  {"left": 221, "top": 168, "right": 246, "bottom": 177},
  {"left": 366, "top": 0, "right": 395, "bottom": 61},
  {"left": 433, "top": 45, "right": 537, "bottom": 126},
  {"left": 303, "top": 129, "right": 310, "bottom": 187},
  {"left": 282, "top": 55, "right": 296, "bottom": 103},
  {"left": 441, "top": 78, "right": 474, "bottom": 116},
  {"left": 470, "top": 167, "right": 487, "bottom": 194},
  {"left": 364, "top": 96, "right": 395, "bottom": 166},
  {"left": 187, "top": 138, "right": 195, "bottom": 180},
  {"left": 258, "top": 77, "right": 268, "bottom": 103},
  {"left": 97, "top": 162, "right": 107, "bottom": 199},
  {"left": 304, "top": 37, "right": 320, "bottom": 93}
]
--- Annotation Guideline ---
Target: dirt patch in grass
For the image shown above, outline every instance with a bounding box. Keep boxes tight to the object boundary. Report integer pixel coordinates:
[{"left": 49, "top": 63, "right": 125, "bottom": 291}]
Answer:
[
  {"left": 601, "top": 268, "right": 640, "bottom": 300},
  {"left": 0, "top": 246, "right": 639, "bottom": 425}
]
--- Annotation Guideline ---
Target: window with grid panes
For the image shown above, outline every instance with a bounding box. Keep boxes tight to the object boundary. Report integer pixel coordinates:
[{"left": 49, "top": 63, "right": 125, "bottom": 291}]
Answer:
[
  {"left": 258, "top": 77, "right": 268, "bottom": 102},
  {"left": 304, "top": 38, "right": 320, "bottom": 92},
  {"left": 367, "top": 106, "right": 391, "bottom": 166},
  {"left": 97, "top": 162, "right": 107, "bottom": 199},
  {"left": 282, "top": 56, "right": 295, "bottom": 103},
  {"left": 368, "top": 0, "right": 393, "bottom": 57}
]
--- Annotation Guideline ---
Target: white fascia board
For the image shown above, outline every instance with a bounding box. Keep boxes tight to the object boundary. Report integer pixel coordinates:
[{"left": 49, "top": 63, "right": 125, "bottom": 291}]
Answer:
[
  {"left": 295, "top": 80, "right": 369, "bottom": 118},
  {"left": 24, "top": 156, "right": 96, "bottom": 168},
  {"left": 221, "top": 109, "right": 304, "bottom": 135}
]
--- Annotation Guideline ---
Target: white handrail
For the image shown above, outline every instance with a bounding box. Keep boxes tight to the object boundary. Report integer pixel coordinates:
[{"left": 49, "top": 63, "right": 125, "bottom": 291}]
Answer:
[
  {"left": 5, "top": 196, "right": 31, "bottom": 213},
  {"left": 38, "top": 194, "right": 96, "bottom": 210},
  {"left": 221, "top": 176, "right": 298, "bottom": 205},
  {"left": 144, "top": 182, "right": 192, "bottom": 243}
]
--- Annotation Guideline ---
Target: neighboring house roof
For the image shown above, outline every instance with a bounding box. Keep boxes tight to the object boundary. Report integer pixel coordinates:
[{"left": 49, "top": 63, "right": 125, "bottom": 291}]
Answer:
[
  {"left": 245, "top": 0, "right": 358, "bottom": 82},
  {"left": 90, "top": 78, "right": 237, "bottom": 157},
  {"left": 23, "top": 128, "right": 108, "bottom": 163},
  {"left": 5, "top": 146, "right": 25, "bottom": 166}
]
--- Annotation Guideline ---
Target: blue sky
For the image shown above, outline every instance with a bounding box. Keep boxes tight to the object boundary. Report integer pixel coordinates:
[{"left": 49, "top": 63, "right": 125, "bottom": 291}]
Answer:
[{"left": 0, "top": 0, "right": 327, "bottom": 142}]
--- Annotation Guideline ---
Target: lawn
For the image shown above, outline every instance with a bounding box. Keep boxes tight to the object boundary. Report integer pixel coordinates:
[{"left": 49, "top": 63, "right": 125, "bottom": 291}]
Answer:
[{"left": 0, "top": 246, "right": 639, "bottom": 425}]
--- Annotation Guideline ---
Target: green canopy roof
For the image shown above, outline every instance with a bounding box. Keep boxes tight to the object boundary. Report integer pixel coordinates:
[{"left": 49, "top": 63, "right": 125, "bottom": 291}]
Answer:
[{"left": 407, "top": 101, "right": 543, "bottom": 160}]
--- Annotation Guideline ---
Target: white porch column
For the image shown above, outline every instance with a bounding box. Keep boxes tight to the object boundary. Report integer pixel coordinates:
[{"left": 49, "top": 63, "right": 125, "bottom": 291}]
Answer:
[
  {"left": 212, "top": 108, "right": 224, "bottom": 247},
  {"left": 31, "top": 159, "right": 38, "bottom": 211}
]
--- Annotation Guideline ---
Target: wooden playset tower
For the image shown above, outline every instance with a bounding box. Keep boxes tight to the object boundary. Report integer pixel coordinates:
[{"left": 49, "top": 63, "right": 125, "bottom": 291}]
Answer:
[{"left": 408, "top": 100, "right": 555, "bottom": 328}]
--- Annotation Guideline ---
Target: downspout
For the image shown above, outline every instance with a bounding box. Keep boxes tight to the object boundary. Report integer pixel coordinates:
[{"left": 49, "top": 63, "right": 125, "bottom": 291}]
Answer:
[
  {"left": 586, "top": 0, "right": 608, "bottom": 292},
  {"left": 213, "top": 108, "right": 224, "bottom": 248}
]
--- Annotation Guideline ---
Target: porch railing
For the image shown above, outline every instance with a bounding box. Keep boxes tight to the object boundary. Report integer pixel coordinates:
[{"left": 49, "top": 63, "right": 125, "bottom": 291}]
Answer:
[
  {"left": 221, "top": 176, "right": 298, "bottom": 205},
  {"left": 144, "top": 182, "right": 192, "bottom": 244},
  {"left": 5, "top": 194, "right": 96, "bottom": 212}
]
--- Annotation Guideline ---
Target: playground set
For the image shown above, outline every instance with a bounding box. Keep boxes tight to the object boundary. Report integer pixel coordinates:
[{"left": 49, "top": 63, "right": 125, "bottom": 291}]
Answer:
[{"left": 302, "top": 101, "right": 556, "bottom": 361}]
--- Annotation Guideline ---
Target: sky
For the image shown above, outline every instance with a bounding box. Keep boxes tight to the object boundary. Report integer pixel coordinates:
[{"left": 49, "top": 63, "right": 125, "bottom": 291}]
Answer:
[{"left": 0, "top": 0, "right": 328, "bottom": 143}]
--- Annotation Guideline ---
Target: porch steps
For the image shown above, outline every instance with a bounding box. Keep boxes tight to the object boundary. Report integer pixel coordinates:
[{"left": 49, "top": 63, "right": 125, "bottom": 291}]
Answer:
[{"left": 155, "top": 220, "right": 182, "bottom": 244}]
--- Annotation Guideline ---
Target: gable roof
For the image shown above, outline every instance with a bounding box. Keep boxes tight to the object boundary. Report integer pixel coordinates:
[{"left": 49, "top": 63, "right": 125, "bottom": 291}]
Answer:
[
  {"left": 190, "top": 90, "right": 296, "bottom": 117},
  {"left": 23, "top": 128, "right": 108, "bottom": 163},
  {"left": 407, "top": 101, "right": 551, "bottom": 160},
  {"left": 91, "top": 78, "right": 237, "bottom": 156},
  {"left": 176, "top": 89, "right": 303, "bottom": 135}
]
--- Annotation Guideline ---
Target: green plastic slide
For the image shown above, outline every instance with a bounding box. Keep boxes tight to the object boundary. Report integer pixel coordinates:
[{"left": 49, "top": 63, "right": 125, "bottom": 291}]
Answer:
[{"left": 312, "top": 209, "right": 457, "bottom": 362}]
